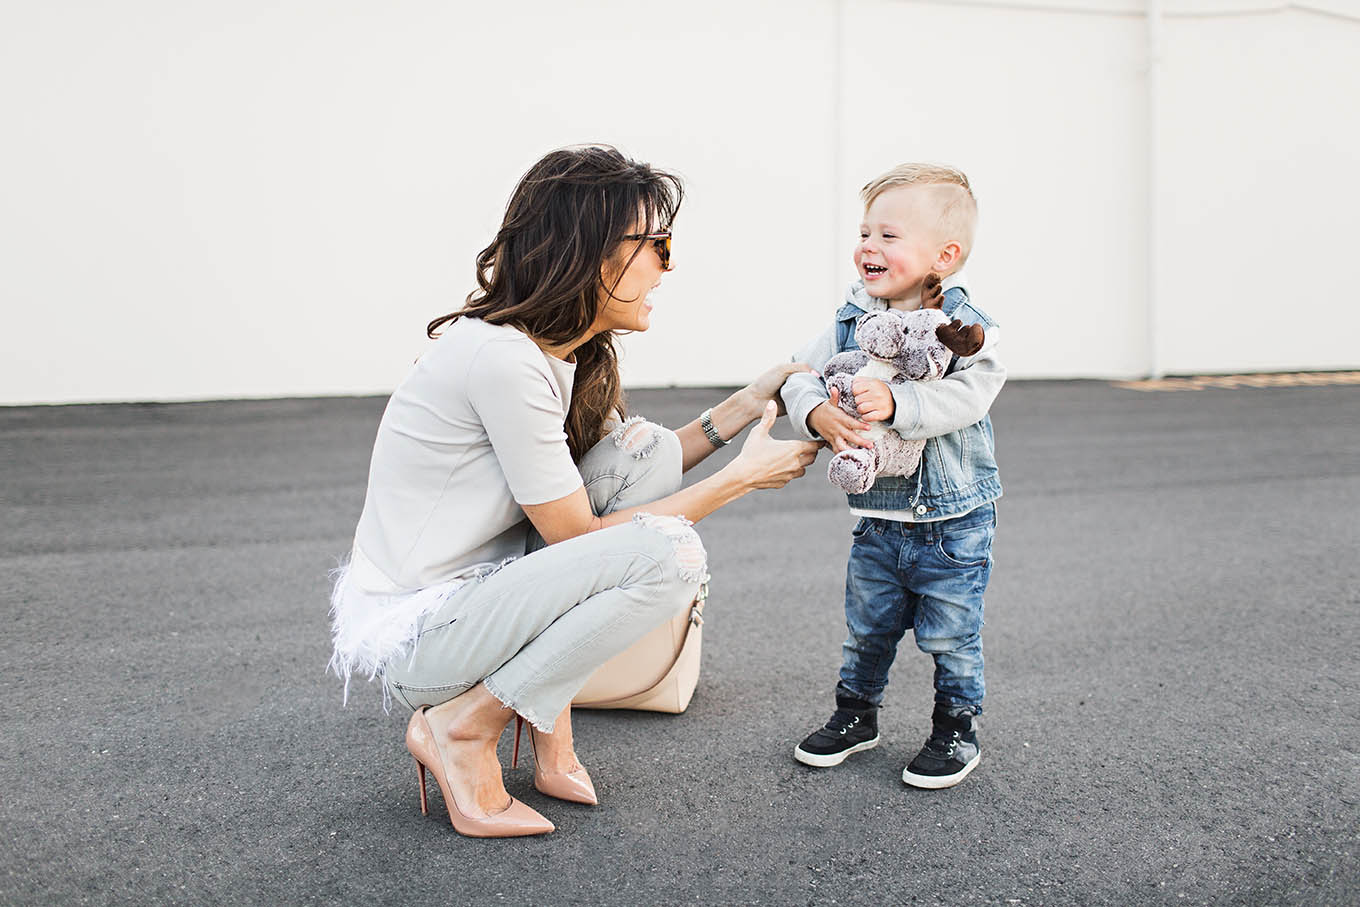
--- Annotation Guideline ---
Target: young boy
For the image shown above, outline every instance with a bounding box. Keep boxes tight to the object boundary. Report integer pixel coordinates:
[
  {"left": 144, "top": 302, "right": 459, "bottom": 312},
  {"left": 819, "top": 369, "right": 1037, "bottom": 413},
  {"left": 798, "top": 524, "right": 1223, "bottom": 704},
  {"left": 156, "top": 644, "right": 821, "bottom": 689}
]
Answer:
[{"left": 780, "top": 163, "right": 1005, "bottom": 789}]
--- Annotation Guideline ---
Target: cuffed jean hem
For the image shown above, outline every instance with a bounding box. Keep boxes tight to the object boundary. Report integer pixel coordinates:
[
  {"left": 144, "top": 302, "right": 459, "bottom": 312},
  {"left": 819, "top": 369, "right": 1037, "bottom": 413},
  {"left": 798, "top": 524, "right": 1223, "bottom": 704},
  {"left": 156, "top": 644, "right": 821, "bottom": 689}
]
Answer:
[
  {"left": 830, "top": 681, "right": 986, "bottom": 712},
  {"left": 934, "top": 693, "right": 984, "bottom": 713}
]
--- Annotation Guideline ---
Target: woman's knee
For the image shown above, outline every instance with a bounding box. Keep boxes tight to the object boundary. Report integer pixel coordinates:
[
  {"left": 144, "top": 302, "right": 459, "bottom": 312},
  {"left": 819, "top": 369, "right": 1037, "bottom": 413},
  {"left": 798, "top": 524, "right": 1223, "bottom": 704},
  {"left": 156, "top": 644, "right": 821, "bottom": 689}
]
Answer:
[
  {"left": 611, "top": 416, "right": 679, "bottom": 463},
  {"left": 630, "top": 512, "right": 709, "bottom": 588},
  {"left": 583, "top": 418, "right": 682, "bottom": 511}
]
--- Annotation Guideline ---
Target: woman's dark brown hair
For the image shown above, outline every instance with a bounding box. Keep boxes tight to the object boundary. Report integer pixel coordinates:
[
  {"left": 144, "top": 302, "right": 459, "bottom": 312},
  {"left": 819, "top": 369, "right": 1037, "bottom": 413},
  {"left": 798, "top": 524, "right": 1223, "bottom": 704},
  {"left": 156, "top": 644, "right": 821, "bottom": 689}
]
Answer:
[{"left": 428, "top": 145, "right": 683, "bottom": 462}]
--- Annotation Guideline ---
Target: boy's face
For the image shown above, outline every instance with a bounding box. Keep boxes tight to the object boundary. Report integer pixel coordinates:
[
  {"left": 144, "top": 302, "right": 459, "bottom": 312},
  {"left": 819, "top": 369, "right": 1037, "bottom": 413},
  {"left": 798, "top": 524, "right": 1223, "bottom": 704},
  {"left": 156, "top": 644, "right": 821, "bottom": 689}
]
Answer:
[{"left": 855, "top": 186, "right": 949, "bottom": 304}]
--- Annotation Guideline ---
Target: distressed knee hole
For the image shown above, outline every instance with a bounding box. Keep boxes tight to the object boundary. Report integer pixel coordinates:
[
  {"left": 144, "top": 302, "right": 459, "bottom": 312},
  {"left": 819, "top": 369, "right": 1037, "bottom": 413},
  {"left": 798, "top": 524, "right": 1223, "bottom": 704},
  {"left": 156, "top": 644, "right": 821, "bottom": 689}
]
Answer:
[
  {"left": 612, "top": 415, "right": 662, "bottom": 459},
  {"left": 632, "top": 512, "right": 709, "bottom": 584}
]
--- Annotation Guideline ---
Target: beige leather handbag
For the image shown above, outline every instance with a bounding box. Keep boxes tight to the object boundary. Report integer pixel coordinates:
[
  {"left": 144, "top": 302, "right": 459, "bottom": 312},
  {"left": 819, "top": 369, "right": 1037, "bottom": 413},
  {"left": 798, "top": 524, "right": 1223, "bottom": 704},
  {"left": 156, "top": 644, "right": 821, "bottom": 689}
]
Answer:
[{"left": 572, "top": 597, "right": 705, "bottom": 713}]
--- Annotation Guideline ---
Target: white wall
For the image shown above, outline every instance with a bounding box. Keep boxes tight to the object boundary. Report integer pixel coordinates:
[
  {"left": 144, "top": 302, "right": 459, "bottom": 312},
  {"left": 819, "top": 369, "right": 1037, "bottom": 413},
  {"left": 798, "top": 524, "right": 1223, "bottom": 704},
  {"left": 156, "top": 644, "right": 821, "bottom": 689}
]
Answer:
[
  {"left": 1157, "top": 5, "right": 1360, "bottom": 373},
  {"left": 1, "top": 1, "right": 1357, "bottom": 405},
  {"left": 839, "top": 0, "right": 1150, "bottom": 378}
]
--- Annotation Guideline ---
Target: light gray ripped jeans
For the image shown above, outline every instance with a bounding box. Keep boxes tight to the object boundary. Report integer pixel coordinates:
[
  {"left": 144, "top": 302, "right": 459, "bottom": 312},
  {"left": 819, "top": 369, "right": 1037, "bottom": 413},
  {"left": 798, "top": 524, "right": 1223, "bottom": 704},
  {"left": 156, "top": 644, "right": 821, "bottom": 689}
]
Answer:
[{"left": 384, "top": 418, "right": 706, "bottom": 732}]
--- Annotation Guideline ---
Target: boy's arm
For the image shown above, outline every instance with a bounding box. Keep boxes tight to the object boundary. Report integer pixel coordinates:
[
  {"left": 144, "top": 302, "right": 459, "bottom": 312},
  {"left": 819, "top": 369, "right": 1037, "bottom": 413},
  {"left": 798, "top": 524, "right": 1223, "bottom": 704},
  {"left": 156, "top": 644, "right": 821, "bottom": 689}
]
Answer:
[
  {"left": 887, "top": 325, "right": 1006, "bottom": 441},
  {"left": 780, "top": 322, "right": 837, "bottom": 441}
]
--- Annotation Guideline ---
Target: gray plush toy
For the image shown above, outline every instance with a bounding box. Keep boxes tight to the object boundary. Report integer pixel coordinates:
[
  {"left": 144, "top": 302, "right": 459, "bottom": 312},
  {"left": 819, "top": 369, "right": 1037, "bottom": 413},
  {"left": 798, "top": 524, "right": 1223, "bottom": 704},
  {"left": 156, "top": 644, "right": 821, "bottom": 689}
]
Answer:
[{"left": 823, "top": 282, "right": 984, "bottom": 495}]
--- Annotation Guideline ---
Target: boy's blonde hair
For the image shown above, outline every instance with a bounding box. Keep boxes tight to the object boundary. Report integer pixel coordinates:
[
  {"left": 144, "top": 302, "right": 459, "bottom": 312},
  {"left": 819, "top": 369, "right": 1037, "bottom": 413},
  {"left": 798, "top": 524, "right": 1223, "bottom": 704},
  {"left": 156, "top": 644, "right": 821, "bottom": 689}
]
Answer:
[{"left": 861, "top": 163, "right": 977, "bottom": 266}]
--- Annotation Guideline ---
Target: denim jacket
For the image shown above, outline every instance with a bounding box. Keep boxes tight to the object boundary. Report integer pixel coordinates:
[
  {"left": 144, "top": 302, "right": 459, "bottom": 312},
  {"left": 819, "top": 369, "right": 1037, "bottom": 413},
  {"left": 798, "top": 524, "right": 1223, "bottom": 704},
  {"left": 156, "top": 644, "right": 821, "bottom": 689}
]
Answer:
[{"left": 780, "top": 278, "right": 1005, "bottom": 519}]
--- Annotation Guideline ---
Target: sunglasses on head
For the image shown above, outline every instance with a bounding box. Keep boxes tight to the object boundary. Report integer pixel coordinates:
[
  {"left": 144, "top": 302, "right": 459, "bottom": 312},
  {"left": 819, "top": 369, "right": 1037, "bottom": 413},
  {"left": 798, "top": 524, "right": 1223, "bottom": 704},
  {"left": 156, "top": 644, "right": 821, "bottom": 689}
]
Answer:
[{"left": 622, "top": 231, "right": 672, "bottom": 271}]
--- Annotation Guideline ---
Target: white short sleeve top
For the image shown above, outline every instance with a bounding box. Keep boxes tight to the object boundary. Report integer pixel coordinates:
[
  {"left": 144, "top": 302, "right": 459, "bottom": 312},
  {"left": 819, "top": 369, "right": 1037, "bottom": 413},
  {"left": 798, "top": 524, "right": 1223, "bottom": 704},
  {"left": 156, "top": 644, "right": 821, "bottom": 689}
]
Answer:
[{"left": 349, "top": 317, "right": 583, "bottom": 594}]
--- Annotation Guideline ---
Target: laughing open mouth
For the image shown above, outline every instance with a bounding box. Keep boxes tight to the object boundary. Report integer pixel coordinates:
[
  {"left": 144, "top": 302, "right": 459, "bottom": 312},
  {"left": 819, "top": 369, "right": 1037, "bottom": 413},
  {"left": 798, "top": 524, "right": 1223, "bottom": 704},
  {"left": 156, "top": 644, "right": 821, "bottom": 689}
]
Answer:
[{"left": 864, "top": 264, "right": 887, "bottom": 275}]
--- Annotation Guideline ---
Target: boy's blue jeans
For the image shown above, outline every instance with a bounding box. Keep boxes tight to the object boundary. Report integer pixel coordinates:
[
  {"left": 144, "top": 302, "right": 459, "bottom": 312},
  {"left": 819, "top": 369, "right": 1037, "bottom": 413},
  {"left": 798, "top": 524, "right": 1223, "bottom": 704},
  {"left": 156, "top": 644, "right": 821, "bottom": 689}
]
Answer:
[{"left": 836, "top": 503, "right": 995, "bottom": 711}]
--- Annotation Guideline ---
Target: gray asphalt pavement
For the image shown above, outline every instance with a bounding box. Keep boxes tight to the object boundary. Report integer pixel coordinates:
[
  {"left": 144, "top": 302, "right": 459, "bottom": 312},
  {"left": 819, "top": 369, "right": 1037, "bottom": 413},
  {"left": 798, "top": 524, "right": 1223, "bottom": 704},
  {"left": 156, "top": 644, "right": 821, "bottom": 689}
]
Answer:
[{"left": 2, "top": 380, "right": 1357, "bottom": 906}]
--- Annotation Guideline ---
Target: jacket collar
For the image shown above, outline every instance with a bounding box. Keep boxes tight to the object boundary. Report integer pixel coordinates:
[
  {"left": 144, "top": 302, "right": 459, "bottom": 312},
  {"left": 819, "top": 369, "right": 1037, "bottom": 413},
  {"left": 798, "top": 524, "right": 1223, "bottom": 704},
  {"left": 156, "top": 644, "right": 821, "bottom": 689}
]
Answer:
[{"left": 842, "top": 272, "right": 970, "bottom": 316}]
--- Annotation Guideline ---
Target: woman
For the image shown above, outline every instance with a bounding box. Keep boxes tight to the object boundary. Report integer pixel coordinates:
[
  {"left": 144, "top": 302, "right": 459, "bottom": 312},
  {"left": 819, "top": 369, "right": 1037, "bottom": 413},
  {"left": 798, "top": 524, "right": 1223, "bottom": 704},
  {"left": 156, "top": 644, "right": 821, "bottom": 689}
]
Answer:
[{"left": 328, "top": 145, "right": 821, "bottom": 837}]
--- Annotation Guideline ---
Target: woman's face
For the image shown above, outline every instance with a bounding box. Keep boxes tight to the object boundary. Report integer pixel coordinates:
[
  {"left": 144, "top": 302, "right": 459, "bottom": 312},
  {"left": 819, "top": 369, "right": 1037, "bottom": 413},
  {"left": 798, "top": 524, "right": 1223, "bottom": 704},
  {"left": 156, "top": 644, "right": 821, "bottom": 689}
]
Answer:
[{"left": 593, "top": 227, "right": 667, "bottom": 334}]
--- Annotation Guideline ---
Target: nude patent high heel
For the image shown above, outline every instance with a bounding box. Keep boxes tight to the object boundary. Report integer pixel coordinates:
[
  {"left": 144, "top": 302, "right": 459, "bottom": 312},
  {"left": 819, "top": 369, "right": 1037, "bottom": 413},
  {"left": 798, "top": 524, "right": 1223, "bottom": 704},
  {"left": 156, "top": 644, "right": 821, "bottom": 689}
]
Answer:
[
  {"left": 512, "top": 715, "right": 598, "bottom": 806},
  {"left": 406, "top": 707, "right": 554, "bottom": 837}
]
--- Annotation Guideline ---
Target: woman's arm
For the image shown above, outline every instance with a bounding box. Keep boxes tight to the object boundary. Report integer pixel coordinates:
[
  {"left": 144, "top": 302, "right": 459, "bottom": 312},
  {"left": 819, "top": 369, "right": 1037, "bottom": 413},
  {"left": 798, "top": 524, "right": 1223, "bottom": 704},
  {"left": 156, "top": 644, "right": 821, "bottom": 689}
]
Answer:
[
  {"left": 675, "top": 362, "right": 814, "bottom": 472},
  {"left": 523, "top": 402, "right": 821, "bottom": 546}
]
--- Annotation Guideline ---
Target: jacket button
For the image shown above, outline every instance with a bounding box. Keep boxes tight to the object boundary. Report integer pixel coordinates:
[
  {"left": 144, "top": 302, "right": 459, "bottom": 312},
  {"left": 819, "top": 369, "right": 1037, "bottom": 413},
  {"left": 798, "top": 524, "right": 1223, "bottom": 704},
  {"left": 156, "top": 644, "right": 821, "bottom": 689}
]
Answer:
[{"left": 915, "top": 505, "right": 927, "bottom": 515}]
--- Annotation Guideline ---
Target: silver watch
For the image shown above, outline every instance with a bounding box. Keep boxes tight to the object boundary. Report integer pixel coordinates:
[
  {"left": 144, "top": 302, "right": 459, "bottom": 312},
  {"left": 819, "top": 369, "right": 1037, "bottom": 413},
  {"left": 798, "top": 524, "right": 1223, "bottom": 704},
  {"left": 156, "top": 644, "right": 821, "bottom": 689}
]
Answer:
[{"left": 700, "top": 408, "right": 727, "bottom": 448}]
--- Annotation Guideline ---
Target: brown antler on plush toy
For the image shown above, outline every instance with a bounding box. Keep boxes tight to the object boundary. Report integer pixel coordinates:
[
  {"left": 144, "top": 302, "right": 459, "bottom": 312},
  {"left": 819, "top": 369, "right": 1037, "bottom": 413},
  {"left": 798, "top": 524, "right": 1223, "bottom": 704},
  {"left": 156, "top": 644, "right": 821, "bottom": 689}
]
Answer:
[{"left": 822, "top": 276, "right": 984, "bottom": 495}]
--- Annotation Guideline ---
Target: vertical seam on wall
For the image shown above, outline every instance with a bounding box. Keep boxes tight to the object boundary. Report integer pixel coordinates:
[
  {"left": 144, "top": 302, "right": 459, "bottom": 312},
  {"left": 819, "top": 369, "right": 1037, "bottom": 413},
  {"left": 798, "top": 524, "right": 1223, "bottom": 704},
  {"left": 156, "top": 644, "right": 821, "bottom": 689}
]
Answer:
[
  {"left": 832, "top": 0, "right": 845, "bottom": 305},
  {"left": 1146, "top": 0, "right": 1162, "bottom": 379}
]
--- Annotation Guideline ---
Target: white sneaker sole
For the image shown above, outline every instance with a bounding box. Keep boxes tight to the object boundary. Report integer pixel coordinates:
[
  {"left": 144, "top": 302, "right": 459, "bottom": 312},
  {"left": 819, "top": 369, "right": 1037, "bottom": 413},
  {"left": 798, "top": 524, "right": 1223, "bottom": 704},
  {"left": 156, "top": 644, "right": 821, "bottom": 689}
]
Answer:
[
  {"left": 901, "top": 750, "right": 980, "bottom": 788},
  {"left": 793, "top": 736, "right": 880, "bottom": 767}
]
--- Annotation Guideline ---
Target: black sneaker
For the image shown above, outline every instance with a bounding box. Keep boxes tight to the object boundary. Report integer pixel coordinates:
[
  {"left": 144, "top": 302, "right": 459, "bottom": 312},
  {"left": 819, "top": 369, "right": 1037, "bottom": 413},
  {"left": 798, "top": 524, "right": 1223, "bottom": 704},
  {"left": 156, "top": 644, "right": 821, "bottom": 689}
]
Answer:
[
  {"left": 901, "top": 703, "right": 981, "bottom": 789},
  {"left": 794, "top": 696, "right": 880, "bottom": 767}
]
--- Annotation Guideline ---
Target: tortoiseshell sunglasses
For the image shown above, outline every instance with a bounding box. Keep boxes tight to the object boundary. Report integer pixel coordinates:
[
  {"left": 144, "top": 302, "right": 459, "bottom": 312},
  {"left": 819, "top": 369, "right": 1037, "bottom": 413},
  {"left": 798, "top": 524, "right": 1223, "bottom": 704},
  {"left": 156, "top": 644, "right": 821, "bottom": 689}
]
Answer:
[{"left": 622, "top": 231, "right": 672, "bottom": 271}]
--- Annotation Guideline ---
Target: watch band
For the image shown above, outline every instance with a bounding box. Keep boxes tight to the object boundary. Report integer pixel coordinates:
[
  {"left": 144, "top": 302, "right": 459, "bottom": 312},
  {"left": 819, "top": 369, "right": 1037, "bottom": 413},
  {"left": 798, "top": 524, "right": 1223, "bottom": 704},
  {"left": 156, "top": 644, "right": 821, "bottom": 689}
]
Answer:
[{"left": 699, "top": 408, "right": 727, "bottom": 448}]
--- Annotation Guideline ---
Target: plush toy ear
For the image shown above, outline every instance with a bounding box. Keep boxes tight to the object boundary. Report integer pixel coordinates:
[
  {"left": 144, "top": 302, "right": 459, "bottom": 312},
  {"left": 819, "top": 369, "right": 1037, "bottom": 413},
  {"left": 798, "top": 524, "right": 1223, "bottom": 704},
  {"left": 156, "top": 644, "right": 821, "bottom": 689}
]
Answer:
[
  {"left": 936, "top": 319, "right": 985, "bottom": 357},
  {"left": 920, "top": 274, "right": 944, "bottom": 310}
]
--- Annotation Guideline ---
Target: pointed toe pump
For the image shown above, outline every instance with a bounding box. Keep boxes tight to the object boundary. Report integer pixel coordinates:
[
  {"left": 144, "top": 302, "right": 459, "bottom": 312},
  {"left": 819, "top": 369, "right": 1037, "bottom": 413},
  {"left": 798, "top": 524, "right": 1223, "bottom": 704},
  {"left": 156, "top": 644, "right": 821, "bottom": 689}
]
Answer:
[
  {"left": 406, "top": 707, "right": 554, "bottom": 837},
  {"left": 513, "top": 715, "right": 598, "bottom": 806}
]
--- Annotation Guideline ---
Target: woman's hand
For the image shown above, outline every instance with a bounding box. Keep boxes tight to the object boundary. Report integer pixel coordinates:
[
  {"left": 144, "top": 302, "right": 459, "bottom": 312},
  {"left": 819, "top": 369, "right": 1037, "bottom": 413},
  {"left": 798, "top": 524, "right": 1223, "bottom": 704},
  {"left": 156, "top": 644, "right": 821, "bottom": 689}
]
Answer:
[
  {"left": 732, "top": 401, "right": 823, "bottom": 490},
  {"left": 680, "top": 362, "right": 816, "bottom": 474},
  {"left": 739, "top": 361, "right": 815, "bottom": 418}
]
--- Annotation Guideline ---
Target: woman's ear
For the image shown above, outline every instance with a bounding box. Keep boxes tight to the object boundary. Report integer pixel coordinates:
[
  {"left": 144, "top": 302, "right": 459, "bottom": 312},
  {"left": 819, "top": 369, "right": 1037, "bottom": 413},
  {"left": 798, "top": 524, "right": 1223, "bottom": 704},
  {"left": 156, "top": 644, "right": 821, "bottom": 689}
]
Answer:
[{"left": 933, "top": 241, "right": 963, "bottom": 273}]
